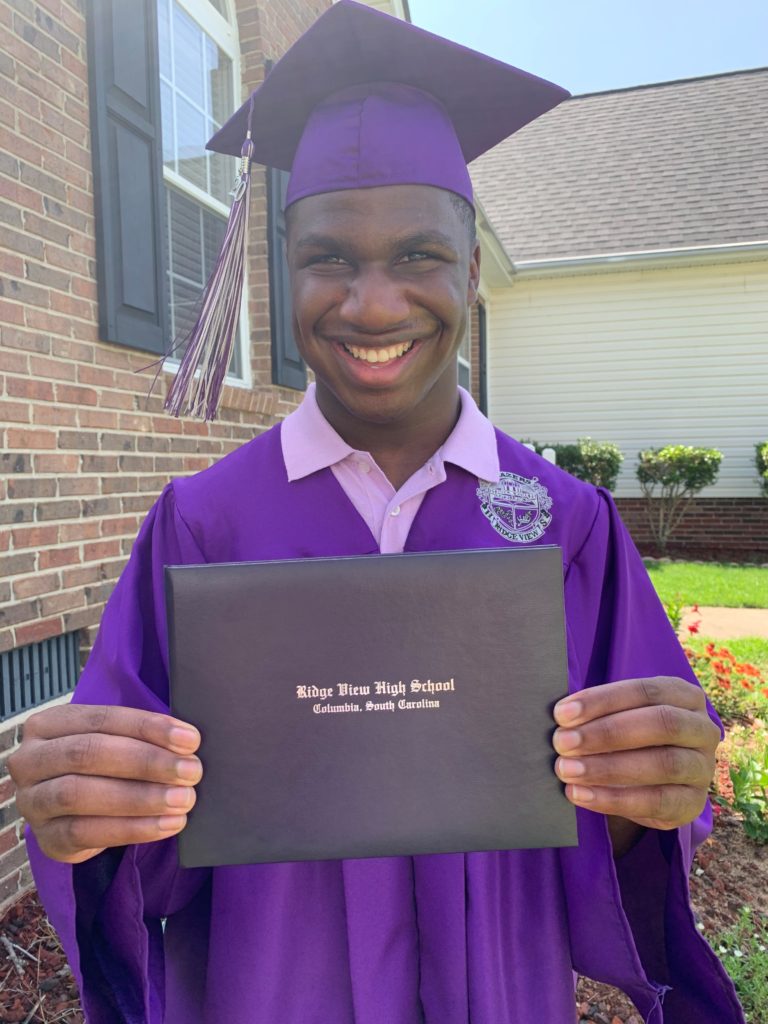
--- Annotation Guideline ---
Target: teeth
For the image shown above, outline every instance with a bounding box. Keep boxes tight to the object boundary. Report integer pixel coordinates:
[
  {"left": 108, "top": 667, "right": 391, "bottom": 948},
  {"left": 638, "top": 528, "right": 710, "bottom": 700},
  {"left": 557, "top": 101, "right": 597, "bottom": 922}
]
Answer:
[{"left": 343, "top": 340, "right": 415, "bottom": 363}]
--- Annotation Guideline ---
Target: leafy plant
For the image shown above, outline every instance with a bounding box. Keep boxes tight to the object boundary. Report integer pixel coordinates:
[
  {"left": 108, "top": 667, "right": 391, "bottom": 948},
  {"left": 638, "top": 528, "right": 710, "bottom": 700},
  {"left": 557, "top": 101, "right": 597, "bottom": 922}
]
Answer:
[
  {"left": 636, "top": 445, "right": 723, "bottom": 553},
  {"left": 756, "top": 442, "right": 768, "bottom": 498},
  {"left": 712, "top": 907, "right": 768, "bottom": 1020},
  {"left": 662, "top": 593, "right": 686, "bottom": 632},
  {"left": 729, "top": 750, "right": 768, "bottom": 843},
  {"left": 523, "top": 438, "right": 624, "bottom": 490}
]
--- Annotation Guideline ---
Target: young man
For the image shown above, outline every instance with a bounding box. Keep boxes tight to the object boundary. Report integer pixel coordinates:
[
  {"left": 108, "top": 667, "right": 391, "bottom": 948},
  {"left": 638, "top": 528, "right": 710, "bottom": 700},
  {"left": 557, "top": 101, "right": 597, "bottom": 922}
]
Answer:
[{"left": 9, "top": 3, "right": 743, "bottom": 1021}]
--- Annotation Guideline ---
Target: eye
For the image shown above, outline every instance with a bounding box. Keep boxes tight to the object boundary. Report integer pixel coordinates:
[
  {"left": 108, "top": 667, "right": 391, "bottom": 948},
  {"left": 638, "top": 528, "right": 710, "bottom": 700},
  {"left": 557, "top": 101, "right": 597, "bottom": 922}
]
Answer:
[
  {"left": 304, "top": 254, "right": 350, "bottom": 268},
  {"left": 397, "top": 251, "right": 440, "bottom": 264}
]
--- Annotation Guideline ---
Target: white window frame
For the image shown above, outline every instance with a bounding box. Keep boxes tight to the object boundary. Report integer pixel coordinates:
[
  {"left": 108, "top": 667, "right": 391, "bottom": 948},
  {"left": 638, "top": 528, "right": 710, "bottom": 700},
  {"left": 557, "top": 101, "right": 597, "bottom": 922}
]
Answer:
[{"left": 160, "top": 0, "right": 251, "bottom": 391}]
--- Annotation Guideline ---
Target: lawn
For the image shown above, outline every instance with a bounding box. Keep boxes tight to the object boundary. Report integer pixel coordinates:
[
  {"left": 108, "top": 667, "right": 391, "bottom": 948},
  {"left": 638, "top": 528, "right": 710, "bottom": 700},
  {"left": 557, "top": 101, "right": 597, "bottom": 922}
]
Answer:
[{"left": 644, "top": 560, "right": 768, "bottom": 609}]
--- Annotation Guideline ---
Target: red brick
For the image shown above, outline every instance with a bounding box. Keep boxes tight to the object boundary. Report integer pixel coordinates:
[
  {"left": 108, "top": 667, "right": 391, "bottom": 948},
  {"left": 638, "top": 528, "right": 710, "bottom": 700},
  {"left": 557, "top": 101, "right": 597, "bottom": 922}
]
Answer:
[
  {"left": 51, "top": 337, "right": 93, "bottom": 362},
  {"left": 14, "top": 616, "right": 62, "bottom": 647},
  {"left": 83, "top": 540, "right": 121, "bottom": 561},
  {"left": 36, "top": 498, "right": 81, "bottom": 520},
  {"left": 11, "top": 524, "right": 59, "bottom": 548},
  {"left": 0, "top": 599, "right": 40, "bottom": 629},
  {"left": 13, "top": 571, "right": 61, "bottom": 600},
  {"left": 27, "top": 354, "right": 76, "bottom": 380},
  {"left": 7, "top": 476, "right": 56, "bottom": 499},
  {"left": 38, "top": 546, "right": 81, "bottom": 569},
  {"left": 33, "top": 452, "right": 79, "bottom": 473},
  {"left": 78, "top": 408, "right": 118, "bottom": 429},
  {"left": 55, "top": 382, "right": 98, "bottom": 405},
  {"left": 40, "top": 589, "right": 85, "bottom": 616},
  {"left": 0, "top": 350, "right": 29, "bottom": 374},
  {"left": 60, "top": 520, "right": 100, "bottom": 543},
  {"left": 0, "top": 552, "right": 36, "bottom": 578},
  {"left": 62, "top": 564, "right": 101, "bottom": 588},
  {"left": 33, "top": 403, "right": 79, "bottom": 426},
  {"left": 61, "top": 607, "right": 98, "bottom": 632},
  {"left": 6, "top": 427, "right": 57, "bottom": 450},
  {"left": 6, "top": 376, "right": 55, "bottom": 401},
  {"left": 0, "top": 399, "right": 30, "bottom": 422}
]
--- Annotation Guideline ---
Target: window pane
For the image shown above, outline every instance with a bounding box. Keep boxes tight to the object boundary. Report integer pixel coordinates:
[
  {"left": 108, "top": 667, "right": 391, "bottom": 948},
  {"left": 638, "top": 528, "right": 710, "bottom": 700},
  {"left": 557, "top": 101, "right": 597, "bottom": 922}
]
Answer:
[
  {"left": 160, "top": 81, "right": 174, "bottom": 166},
  {"left": 169, "top": 189, "right": 203, "bottom": 283},
  {"left": 206, "top": 37, "right": 232, "bottom": 126},
  {"left": 157, "top": 0, "right": 171, "bottom": 77},
  {"left": 173, "top": 2, "right": 205, "bottom": 108},
  {"left": 458, "top": 360, "right": 470, "bottom": 391},
  {"left": 176, "top": 95, "right": 207, "bottom": 191},
  {"left": 170, "top": 276, "right": 201, "bottom": 343}
]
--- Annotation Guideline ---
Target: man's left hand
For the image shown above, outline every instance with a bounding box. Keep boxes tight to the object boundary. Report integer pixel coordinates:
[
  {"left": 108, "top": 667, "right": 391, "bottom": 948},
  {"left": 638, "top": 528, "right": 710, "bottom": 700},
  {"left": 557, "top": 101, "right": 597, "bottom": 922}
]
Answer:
[{"left": 553, "top": 677, "right": 720, "bottom": 832}]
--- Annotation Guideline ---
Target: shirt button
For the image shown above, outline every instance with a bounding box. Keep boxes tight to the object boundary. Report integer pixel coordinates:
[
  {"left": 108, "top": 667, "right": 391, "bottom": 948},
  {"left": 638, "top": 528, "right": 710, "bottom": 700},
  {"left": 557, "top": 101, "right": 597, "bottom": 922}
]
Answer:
[
  {"left": 359, "top": 462, "right": 371, "bottom": 474},
  {"left": 390, "top": 505, "right": 401, "bottom": 517}
]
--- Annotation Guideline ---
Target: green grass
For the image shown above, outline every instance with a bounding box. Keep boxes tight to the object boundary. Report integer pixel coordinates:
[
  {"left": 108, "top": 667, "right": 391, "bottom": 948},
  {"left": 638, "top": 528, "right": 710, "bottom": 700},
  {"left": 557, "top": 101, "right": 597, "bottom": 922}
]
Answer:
[
  {"left": 712, "top": 908, "right": 768, "bottom": 1022},
  {"left": 644, "top": 560, "right": 768, "bottom": 609}
]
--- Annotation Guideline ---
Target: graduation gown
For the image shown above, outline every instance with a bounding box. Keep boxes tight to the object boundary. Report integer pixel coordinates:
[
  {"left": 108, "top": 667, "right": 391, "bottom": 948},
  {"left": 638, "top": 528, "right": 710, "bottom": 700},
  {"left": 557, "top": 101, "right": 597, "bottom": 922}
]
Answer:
[{"left": 27, "top": 424, "right": 744, "bottom": 1023}]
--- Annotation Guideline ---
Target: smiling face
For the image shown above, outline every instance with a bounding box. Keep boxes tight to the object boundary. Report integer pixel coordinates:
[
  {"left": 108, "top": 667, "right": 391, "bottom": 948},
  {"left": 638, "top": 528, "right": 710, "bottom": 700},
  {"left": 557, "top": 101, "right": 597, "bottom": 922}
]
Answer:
[{"left": 286, "top": 184, "right": 480, "bottom": 443}]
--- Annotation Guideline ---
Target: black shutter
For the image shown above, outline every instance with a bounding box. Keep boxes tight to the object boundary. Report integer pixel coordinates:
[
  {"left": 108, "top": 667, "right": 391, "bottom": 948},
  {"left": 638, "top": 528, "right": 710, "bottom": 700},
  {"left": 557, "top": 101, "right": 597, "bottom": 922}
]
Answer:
[
  {"left": 267, "top": 166, "right": 307, "bottom": 391},
  {"left": 86, "top": 0, "right": 169, "bottom": 354}
]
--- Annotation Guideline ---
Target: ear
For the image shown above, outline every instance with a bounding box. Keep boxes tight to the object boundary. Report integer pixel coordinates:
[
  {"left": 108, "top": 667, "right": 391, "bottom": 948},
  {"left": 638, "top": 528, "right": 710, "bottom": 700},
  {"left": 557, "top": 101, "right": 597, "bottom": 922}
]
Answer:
[{"left": 467, "top": 240, "right": 481, "bottom": 304}]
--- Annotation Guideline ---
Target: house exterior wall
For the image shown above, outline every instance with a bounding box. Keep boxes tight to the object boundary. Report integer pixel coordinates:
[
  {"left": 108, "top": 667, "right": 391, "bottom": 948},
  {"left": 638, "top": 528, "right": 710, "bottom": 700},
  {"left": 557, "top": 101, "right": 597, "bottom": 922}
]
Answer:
[
  {"left": 486, "top": 258, "right": 768, "bottom": 502},
  {"left": 0, "top": 0, "right": 332, "bottom": 913}
]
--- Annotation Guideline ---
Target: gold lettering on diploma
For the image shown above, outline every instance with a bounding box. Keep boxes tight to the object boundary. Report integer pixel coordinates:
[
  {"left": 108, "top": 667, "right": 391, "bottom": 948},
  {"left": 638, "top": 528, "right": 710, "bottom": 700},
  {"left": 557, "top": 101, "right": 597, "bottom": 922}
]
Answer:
[{"left": 296, "top": 679, "right": 456, "bottom": 714}]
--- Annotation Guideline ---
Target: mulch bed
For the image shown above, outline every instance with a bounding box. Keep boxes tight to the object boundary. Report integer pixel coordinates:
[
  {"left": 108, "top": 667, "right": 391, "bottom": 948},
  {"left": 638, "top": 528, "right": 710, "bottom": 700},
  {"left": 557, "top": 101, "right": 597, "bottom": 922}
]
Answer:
[{"left": 2, "top": 807, "right": 766, "bottom": 1023}]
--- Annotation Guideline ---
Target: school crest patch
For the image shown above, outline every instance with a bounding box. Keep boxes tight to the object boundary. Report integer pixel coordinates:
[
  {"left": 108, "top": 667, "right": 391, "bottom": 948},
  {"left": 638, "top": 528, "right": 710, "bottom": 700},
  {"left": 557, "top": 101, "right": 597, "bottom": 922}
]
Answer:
[{"left": 476, "top": 473, "right": 553, "bottom": 543}]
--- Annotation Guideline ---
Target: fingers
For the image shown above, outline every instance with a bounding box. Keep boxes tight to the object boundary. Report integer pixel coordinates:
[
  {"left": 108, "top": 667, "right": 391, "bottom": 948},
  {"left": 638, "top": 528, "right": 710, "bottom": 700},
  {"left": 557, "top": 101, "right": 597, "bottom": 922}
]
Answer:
[
  {"left": 553, "top": 704, "right": 720, "bottom": 758},
  {"left": 19, "top": 776, "right": 197, "bottom": 827},
  {"left": 13, "top": 732, "right": 203, "bottom": 790},
  {"left": 22, "top": 704, "right": 200, "bottom": 754},
  {"left": 34, "top": 813, "right": 190, "bottom": 864},
  {"left": 560, "top": 781, "right": 709, "bottom": 830},
  {"left": 554, "top": 676, "right": 706, "bottom": 728},
  {"left": 555, "top": 747, "right": 713, "bottom": 789}
]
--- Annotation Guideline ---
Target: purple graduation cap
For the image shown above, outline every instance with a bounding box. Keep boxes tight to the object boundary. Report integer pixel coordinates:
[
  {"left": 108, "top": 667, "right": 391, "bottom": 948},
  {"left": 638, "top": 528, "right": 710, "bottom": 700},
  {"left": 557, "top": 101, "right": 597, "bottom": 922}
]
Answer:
[{"left": 164, "top": 0, "right": 569, "bottom": 419}]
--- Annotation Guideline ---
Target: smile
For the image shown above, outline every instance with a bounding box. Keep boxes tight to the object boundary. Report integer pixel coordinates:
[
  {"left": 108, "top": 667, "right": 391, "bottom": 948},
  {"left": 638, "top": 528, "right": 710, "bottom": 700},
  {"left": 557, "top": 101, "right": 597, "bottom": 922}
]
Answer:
[{"left": 342, "top": 340, "right": 416, "bottom": 364}]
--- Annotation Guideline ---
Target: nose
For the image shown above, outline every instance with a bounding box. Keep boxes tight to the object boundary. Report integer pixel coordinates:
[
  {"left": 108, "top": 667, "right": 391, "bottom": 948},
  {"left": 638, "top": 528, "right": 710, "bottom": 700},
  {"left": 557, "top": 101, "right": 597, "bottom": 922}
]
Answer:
[{"left": 338, "top": 266, "right": 411, "bottom": 334}]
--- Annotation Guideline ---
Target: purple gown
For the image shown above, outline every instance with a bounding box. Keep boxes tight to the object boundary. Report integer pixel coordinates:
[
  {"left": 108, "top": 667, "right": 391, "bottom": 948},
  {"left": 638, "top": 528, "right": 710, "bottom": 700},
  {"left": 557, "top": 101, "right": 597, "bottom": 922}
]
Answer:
[{"left": 27, "top": 426, "right": 744, "bottom": 1023}]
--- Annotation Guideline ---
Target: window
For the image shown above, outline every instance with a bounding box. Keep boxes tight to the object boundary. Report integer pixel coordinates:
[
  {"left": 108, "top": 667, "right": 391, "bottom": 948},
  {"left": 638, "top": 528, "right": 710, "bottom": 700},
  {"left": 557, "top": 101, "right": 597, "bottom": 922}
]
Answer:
[
  {"left": 156, "top": 0, "right": 248, "bottom": 381},
  {"left": 458, "top": 324, "right": 471, "bottom": 393}
]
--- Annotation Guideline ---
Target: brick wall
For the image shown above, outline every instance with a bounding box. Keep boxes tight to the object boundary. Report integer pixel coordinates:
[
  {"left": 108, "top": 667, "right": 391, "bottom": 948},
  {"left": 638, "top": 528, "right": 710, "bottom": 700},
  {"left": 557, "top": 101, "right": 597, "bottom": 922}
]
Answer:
[
  {"left": 615, "top": 497, "right": 768, "bottom": 562},
  {"left": 0, "top": 0, "right": 331, "bottom": 914}
]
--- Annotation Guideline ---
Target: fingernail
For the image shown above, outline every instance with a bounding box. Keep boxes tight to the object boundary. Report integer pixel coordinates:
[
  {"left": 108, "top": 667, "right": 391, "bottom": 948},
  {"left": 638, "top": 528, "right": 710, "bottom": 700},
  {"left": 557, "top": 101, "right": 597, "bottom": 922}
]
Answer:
[
  {"left": 557, "top": 757, "right": 585, "bottom": 779},
  {"left": 169, "top": 726, "right": 199, "bottom": 749},
  {"left": 166, "top": 786, "right": 194, "bottom": 807},
  {"left": 554, "top": 699, "right": 582, "bottom": 724},
  {"left": 176, "top": 758, "right": 202, "bottom": 782},
  {"left": 158, "top": 815, "right": 187, "bottom": 831},
  {"left": 571, "top": 786, "right": 595, "bottom": 803},
  {"left": 555, "top": 729, "right": 581, "bottom": 752}
]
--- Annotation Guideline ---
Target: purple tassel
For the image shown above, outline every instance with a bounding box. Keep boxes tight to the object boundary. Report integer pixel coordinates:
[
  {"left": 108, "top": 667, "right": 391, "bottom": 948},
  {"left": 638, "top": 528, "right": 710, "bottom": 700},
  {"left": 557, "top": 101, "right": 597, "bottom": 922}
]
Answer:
[{"left": 164, "top": 124, "right": 255, "bottom": 421}]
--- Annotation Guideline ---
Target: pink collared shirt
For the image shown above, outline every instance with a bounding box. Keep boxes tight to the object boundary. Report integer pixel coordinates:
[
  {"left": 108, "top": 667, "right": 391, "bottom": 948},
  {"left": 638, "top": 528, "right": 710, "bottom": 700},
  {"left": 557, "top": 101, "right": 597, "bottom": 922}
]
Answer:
[{"left": 281, "top": 383, "right": 500, "bottom": 554}]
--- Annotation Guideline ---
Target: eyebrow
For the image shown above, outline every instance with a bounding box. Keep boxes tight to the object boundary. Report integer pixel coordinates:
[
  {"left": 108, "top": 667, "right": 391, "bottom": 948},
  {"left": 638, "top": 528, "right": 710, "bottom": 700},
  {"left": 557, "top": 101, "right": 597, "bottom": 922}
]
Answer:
[{"left": 293, "top": 230, "right": 459, "bottom": 253}]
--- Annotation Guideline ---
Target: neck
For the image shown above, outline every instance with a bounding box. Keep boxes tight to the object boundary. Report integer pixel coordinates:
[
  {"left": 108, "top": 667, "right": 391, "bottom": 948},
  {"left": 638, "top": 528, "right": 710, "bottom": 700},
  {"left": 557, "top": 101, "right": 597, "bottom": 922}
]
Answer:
[{"left": 315, "top": 376, "right": 462, "bottom": 491}]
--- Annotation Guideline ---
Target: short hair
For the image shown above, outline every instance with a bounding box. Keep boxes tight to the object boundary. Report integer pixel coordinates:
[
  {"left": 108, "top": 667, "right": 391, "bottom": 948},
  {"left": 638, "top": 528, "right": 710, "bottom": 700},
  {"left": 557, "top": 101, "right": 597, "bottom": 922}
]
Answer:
[{"left": 448, "top": 192, "right": 477, "bottom": 245}]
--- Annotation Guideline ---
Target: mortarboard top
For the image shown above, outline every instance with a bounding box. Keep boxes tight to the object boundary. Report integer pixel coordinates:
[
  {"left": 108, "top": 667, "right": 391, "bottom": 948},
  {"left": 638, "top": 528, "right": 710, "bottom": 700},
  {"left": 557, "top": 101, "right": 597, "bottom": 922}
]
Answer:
[{"left": 206, "top": 0, "right": 570, "bottom": 207}]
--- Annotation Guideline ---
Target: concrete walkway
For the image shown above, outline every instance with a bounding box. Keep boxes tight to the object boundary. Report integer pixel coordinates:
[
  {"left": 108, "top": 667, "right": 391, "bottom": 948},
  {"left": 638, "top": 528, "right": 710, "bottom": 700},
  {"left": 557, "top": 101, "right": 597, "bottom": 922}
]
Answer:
[{"left": 680, "top": 606, "right": 768, "bottom": 639}]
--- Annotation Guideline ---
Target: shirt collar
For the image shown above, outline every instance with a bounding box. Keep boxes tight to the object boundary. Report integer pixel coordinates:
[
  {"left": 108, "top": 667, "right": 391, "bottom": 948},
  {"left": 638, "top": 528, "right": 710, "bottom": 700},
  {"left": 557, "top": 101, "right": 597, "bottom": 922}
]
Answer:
[{"left": 281, "top": 382, "right": 500, "bottom": 484}]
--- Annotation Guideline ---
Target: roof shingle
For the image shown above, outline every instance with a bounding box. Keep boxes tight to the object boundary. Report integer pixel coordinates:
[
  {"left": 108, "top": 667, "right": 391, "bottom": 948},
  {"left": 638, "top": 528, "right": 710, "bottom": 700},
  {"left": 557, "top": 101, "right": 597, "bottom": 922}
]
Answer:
[{"left": 470, "top": 67, "right": 768, "bottom": 262}]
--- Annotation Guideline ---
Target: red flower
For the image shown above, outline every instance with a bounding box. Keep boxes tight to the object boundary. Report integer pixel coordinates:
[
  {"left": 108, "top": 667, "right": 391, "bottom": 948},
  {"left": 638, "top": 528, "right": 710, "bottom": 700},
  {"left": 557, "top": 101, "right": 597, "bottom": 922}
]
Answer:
[{"left": 687, "top": 621, "right": 700, "bottom": 635}]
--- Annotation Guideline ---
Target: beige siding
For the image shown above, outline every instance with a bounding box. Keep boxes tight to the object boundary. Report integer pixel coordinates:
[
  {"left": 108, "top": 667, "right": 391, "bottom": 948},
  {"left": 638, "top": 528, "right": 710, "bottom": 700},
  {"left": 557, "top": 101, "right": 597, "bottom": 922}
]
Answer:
[{"left": 487, "top": 259, "right": 768, "bottom": 497}]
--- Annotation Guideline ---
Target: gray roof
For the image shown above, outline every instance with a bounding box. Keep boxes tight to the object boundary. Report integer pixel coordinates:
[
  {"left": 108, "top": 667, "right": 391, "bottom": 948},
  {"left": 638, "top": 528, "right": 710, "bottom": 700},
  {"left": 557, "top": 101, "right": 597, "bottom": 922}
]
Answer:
[{"left": 470, "top": 67, "right": 768, "bottom": 263}]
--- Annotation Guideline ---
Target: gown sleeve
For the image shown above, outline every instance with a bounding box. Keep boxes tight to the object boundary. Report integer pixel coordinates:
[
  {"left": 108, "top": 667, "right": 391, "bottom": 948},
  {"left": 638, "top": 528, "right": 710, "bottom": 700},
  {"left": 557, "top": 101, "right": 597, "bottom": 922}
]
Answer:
[
  {"left": 26, "top": 482, "right": 211, "bottom": 1024},
  {"left": 559, "top": 488, "right": 744, "bottom": 1022}
]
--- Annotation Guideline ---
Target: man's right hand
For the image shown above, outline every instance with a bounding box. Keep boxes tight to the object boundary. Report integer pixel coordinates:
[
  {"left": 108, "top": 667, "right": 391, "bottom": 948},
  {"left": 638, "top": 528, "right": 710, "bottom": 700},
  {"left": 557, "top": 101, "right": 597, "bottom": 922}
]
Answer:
[{"left": 8, "top": 705, "right": 202, "bottom": 864}]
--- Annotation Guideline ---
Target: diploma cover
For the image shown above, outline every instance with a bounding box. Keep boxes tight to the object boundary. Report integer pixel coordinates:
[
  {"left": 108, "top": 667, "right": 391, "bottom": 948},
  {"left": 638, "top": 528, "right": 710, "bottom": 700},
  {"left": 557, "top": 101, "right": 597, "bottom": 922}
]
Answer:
[{"left": 166, "top": 546, "right": 577, "bottom": 867}]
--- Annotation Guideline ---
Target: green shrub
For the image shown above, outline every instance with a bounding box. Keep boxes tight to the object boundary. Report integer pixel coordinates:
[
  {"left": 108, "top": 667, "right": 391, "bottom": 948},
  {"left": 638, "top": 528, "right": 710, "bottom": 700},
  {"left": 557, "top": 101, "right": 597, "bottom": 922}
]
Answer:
[
  {"left": 684, "top": 641, "right": 768, "bottom": 722},
  {"left": 636, "top": 445, "right": 722, "bottom": 552},
  {"left": 712, "top": 908, "right": 768, "bottom": 1020},
  {"left": 756, "top": 442, "right": 768, "bottom": 497},
  {"left": 523, "top": 438, "right": 623, "bottom": 490}
]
